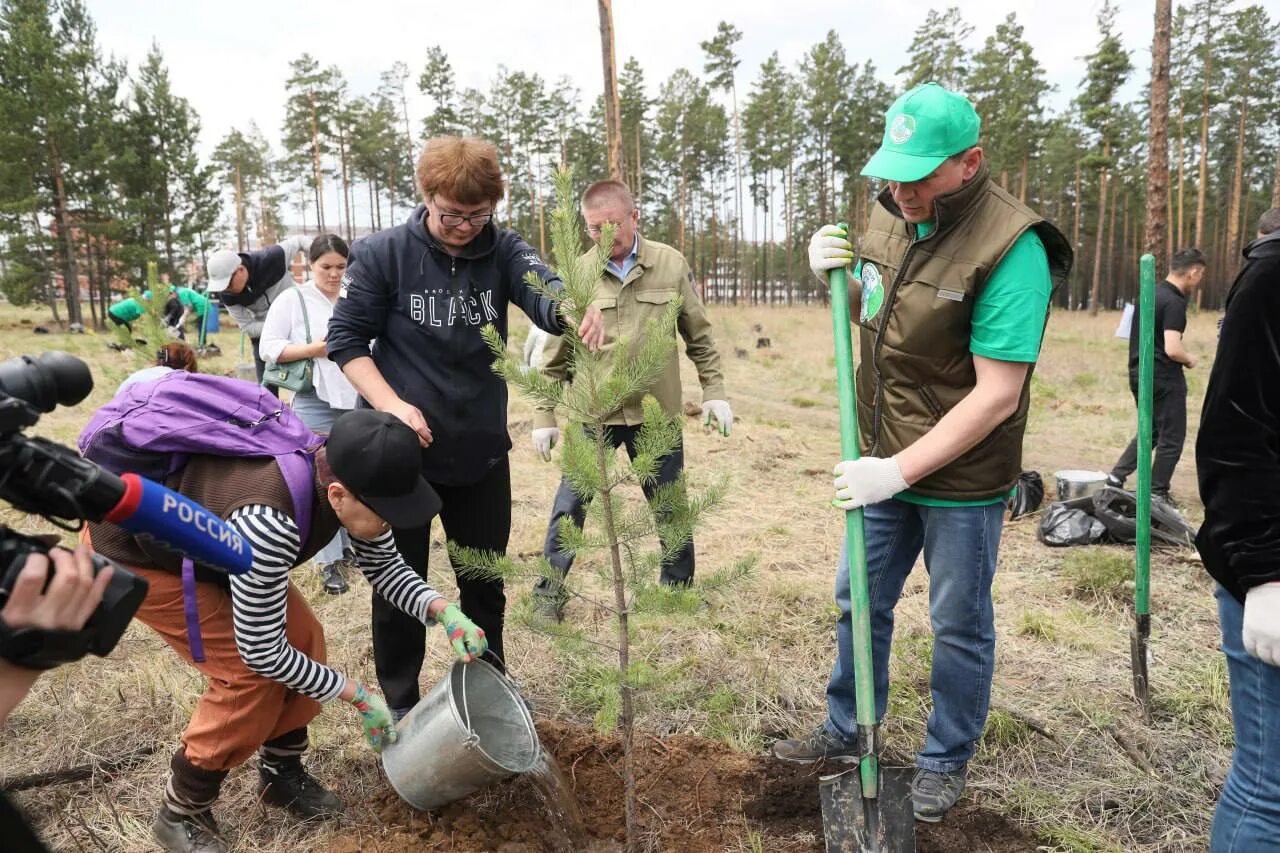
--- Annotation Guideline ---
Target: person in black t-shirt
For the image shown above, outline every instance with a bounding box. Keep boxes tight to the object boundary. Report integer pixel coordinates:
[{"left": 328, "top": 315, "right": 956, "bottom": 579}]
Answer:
[{"left": 1108, "top": 248, "right": 1206, "bottom": 503}]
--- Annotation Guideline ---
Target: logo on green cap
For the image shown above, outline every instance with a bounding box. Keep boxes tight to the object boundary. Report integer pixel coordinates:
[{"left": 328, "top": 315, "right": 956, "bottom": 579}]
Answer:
[{"left": 889, "top": 114, "right": 916, "bottom": 145}]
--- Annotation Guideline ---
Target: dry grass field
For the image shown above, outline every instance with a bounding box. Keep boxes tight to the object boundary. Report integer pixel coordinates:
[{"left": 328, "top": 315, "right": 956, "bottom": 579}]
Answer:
[{"left": 0, "top": 300, "right": 1226, "bottom": 852}]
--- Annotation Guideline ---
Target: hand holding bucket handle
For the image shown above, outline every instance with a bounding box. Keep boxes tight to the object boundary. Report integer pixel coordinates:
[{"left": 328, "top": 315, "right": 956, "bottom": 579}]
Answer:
[
  {"left": 439, "top": 603, "right": 487, "bottom": 663},
  {"left": 344, "top": 681, "right": 398, "bottom": 753}
]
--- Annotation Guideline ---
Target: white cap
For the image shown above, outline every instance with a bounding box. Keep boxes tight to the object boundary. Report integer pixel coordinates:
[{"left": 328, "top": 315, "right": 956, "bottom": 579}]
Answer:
[{"left": 206, "top": 250, "right": 242, "bottom": 293}]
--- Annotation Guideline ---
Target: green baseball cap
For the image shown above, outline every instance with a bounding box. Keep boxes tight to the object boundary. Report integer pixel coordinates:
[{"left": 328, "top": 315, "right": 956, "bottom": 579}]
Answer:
[{"left": 860, "top": 83, "right": 981, "bottom": 182}]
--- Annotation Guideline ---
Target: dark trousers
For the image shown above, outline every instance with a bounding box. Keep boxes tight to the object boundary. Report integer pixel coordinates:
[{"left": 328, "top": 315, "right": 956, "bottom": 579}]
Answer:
[
  {"left": 250, "top": 337, "right": 278, "bottom": 398},
  {"left": 1111, "top": 373, "right": 1187, "bottom": 496},
  {"left": 374, "top": 456, "right": 510, "bottom": 712},
  {"left": 536, "top": 424, "right": 694, "bottom": 596}
]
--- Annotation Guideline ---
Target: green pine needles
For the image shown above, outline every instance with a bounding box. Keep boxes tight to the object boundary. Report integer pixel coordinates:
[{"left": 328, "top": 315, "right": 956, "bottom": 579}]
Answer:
[{"left": 453, "top": 166, "right": 751, "bottom": 851}]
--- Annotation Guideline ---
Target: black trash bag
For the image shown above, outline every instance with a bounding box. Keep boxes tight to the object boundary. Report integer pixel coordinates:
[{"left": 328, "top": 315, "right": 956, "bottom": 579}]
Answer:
[
  {"left": 1038, "top": 498, "right": 1106, "bottom": 546},
  {"left": 1007, "top": 470, "right": 1045, "bottom": 520},
  {"left": 1090, "top": 485, "right": 1197, "bottom": 547}
]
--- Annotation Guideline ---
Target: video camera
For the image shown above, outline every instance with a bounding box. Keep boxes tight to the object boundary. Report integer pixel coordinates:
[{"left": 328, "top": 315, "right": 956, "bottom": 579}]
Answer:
[{"left": 0, "top": 352, "right": 147, "bottom": 670}]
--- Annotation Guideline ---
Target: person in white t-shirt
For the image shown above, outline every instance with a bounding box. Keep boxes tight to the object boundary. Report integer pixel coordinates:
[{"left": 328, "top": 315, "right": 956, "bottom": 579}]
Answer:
[{"left": 260, "top": 234, "right": 361, "bottom": 594}]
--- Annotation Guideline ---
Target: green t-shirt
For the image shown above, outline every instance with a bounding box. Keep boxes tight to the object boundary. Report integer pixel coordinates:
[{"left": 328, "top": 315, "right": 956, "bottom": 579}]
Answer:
[
  {"left": 108, "top": 297, "right": 143, "bottom": 322},
  {"left": 174, "top": 286, "right": 208, "bottom": 317},
  {"left": 854, "top": 223, "right": 1052, "bottom": 508}
]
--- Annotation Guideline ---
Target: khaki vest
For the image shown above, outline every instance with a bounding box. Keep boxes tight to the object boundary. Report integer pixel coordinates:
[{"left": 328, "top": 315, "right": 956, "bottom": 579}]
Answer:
[
  {"left": 88, "top": 455, "right": 341, "bottom": 583},
  {"left": 855, "top": 165, "right": 1073, "bottom": 501}
]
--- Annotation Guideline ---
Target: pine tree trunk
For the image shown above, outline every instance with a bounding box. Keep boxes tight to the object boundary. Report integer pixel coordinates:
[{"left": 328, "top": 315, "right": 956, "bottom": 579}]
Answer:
[
  {"left": 1072, "top": 161, "right": 1082, "bottom": 308},
  {"left": 731, "top": 83, "right": 743, "bottom": 313},
  {"left": 1089, "top": 146, "right": 1111, "bottom": 316},
  {"left": 1019, "top": 156, "right": 1029, "bottom": 204},
  {"left": 1272, "top": 143, "right": 1280, "bottom": 208},
  {"left": 310, "top": 93, "right": 326, "bottom": 231},
  {"left": 597, "top": 0, "right": 623, "bottom": 180},
  {"left": 234, "top": 165, "right": 247, "bottom": 251},
  {"left": 784, "top": 159, "right": 794, "bottom": 303},
  {"left": 339, "top": 129, "right": 354, "bottom": 242},
  {"left": 1106, "top": 188, "right": 1120, "bottom": 308},
  {"left": 1225, "top": 104, "right": 1248, "bottom": 279},
  {"left": 369, "top": 180, "right": 377, "bottom": 231},
  {"left": 1145, "top": 0, "right": 1172, "bottom": 271},
  {"left": 48, "top": 138, "right": 82, "bottom": 327},
  {"left": 1194, "top": 43, "right": 1211, "bottom": 250},
  {"left": 594, "top": 431, "right": 637, "bottom": 852},
  {"left": 634, "top": 123, "right": 643, "bottom": 202},
  {"left": 1176, "top": 91, "right": 1186, "bottom": 251}
]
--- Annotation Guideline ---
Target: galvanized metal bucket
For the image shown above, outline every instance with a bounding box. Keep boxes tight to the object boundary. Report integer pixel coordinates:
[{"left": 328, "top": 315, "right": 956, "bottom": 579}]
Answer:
[
  {"left": 1054, "top": 469, "right": 1108, "bottom": 501},
  {"left": 381, "top": 659, "right": 539, "bottom": 811}
]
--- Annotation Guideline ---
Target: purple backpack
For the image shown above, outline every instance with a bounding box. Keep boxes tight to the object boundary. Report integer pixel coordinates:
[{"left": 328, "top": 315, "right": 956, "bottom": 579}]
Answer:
[{"left": 79, "top": 372, "right": 323, "bottom": 661}]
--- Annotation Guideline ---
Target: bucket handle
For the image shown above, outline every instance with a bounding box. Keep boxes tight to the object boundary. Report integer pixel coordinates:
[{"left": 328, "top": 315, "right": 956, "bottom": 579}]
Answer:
[{"left": 457, "top": 652, "right": 512, "bottom": 752}]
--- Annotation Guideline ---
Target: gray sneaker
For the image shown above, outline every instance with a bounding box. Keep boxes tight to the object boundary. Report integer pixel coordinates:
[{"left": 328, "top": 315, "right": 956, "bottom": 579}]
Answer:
[
  {"left": 911, "top": 767, "right": 966, "bottom": 822},
  {"left": 772, "top": 724, "right": 860, "bottom": 764},
  {"left": 531, "top": 592, "right": 565, "bottom": 623},
  {"left": 152, "top": 806, "right": 227, "bottom": 853}
]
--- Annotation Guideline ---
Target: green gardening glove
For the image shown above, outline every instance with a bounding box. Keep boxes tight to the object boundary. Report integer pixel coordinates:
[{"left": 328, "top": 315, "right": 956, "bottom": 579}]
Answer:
[
  {"left": 347, "top": 683, "right": 398, "bottom": 753},
  {"left": 439, "top": 603, "right": 488, "bottom": 662}
]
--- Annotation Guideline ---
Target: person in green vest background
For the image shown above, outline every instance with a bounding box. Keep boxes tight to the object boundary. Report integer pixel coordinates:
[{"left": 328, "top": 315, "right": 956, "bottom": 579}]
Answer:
[{"left": 771, "top": 83, "right": 1073, "bottom": 824}]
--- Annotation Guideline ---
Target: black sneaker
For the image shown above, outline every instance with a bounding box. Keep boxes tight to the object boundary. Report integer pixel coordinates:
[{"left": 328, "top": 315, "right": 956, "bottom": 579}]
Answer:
[
  {"left": 771, "top": 724, "right": 860, "bottom": 764},
  {"left": 320, "top": 562, "right": 349, "bottom": 595},
  {"left": 1106, "top": 474, "right": 1125, "bottom": 489},
  {"left": 257, "top": 758, "right": 344, "bottom": 820},
  {"left": 911, "top": 767, "right": 967, "bottom": 822},
  {"left": 152, "top": 805, "right": 227, "bottom": 853},
  {"left": 1153, "top": 491, "right": 1181, "bottom": 510}
]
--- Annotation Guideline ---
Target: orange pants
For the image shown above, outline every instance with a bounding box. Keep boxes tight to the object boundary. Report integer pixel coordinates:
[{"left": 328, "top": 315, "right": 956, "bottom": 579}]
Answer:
[{"left": 116, "top": 549, "right": 327, "bottom": 772}]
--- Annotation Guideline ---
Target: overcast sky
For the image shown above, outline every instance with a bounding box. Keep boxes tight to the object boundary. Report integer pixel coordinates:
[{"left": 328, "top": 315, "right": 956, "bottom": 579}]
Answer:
[{"left": 84, "top": 0, "right": 1160, "bottom": 229}]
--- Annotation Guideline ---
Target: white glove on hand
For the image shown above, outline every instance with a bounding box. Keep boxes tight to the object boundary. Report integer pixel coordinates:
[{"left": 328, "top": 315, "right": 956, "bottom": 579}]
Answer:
[
  {"left": 833, "top": 457, "right": 908, "bottom": 510},
  {"left": 1243, "top": 582, "right": 1280, "bottom": 666},
  {"left": 532, "top": 427, "right": 560, "bottom": 462},
  {"left": 702, "top": 400, "right": 733, "bottom": 437},
  {"left": 808, "top": 224, "right": 854, "bottom": 285}
]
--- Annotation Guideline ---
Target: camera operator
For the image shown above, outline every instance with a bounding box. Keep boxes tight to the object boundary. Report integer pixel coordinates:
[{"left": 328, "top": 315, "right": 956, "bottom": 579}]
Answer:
[
  {"left": 1, "top": 545, "right": 115, "bottom": 853},
  {"left": 1, "top": 545, "right": 113, "bottom": 721}
]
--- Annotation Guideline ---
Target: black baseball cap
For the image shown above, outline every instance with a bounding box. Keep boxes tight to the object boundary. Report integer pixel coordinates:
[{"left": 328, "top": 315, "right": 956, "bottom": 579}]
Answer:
[{"left": 326, "top": 410, "right": 441, "bottom": 528}]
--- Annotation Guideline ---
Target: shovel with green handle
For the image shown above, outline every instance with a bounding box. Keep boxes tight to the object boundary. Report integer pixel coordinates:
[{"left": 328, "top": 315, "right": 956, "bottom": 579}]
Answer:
[
  {"left": 1131, "top": 253, "right": 1155, "bottom": 722},
  {"left": 817, "top": 224, "right": 916, "bottom": 853}
]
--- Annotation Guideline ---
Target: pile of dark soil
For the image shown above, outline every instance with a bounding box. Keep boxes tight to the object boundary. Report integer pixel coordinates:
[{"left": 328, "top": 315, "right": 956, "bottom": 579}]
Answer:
[{"left": 329, "top": 720, "right": 1038, "bottom": 852}]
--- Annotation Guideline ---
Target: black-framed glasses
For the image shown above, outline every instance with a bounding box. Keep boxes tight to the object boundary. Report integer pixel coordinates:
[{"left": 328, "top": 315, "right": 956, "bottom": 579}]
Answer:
[{"left": 438, "top": 211, "right": 494, "bottom": 228}]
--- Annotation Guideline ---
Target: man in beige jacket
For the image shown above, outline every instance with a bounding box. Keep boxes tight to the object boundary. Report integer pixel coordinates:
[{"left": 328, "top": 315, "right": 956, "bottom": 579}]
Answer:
[{"left": 531, "top": 179, "right": 730, "bottom": 620}]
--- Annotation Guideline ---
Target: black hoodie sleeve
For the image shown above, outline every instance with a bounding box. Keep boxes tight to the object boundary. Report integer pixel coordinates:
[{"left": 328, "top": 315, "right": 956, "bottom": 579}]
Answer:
[
  {"left": 1195, "top": 254, "right": 1280, "bottom": 601},
  {"left": 502, "top": 232, "right": 567, "bottom": 335},
  {"left": 327, "top": 237, "right": 390, "bottom": 367}
]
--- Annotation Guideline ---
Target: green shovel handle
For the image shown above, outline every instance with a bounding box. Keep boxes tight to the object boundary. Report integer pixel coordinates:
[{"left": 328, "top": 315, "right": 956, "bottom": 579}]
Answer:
[
  {"left": 829, "top": 224, "right": 879, "bottom": 798},
  {"left": 1135, "top": 255, "right": 1154, "bottom": 616}
]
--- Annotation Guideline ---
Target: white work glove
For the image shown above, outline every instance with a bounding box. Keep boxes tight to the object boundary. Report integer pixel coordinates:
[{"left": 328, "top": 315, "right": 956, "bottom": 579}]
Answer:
[
  {"left": 532, "top": 427, "right": 560, "bottom": 462},
  {"left": 832, "top": 457, "right": 908, "bottom": 510},
  {"left": 808, "top": 224, "right": 854, "bottom": 285},
  {"left": 702, "top": 400, "right": 733, "bottom": 437},
  {"left": 1243, "top": 582, "right": 1280, "bottom": 667}
]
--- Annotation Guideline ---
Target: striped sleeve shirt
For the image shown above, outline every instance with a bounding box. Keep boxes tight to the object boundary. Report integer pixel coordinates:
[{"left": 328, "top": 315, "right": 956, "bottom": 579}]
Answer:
[{"left": 226, "top": 505, "right": 443, "bottom": 702}]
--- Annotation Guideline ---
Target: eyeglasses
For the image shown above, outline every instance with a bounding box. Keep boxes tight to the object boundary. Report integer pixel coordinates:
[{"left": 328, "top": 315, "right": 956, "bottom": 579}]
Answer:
[
  {"left": 585, "top": 222, "right": 624, "bottom": 237},
  {"left": 437, "top": 211, "right": 494, "bottom": 228}
]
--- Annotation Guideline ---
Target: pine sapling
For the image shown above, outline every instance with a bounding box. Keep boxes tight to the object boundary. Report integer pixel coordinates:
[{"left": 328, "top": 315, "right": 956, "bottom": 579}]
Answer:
[{"left": 454, "top": 167, "right": 751, "bottom": 851}]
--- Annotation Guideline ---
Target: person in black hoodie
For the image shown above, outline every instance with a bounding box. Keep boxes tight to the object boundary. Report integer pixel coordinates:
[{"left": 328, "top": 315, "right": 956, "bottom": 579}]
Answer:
[
  {"left": 327, "top": 135, "right": 604, "bottom": 717},
  {"left": 1196, "top": 227, "right": 1280, "bottom": 851}
]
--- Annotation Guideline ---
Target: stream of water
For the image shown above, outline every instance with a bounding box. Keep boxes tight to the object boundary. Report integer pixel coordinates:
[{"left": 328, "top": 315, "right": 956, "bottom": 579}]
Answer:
[{"left": 526, "top": 746, "right": 590, "bottom": 852}]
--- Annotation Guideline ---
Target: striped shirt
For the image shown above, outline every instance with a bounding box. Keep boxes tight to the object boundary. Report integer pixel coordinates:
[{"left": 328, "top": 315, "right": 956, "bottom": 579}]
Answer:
[{"left": 226, "top": 504, "right": 442, "bottom": 702}]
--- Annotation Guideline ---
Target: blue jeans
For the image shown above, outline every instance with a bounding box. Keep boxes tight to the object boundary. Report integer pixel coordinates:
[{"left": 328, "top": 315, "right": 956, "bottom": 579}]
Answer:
[
  {"left": 825, "top": 498, "right": 1004, "bottom": 773},
  {"left": 1211, "top": 585, "right": 1280, "bottom": 852}
]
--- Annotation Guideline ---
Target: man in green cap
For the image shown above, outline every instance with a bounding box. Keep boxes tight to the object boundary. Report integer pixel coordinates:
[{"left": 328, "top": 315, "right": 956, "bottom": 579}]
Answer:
[{"left": 773, "top": 83, "right": 1073, "bottom": 823}]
